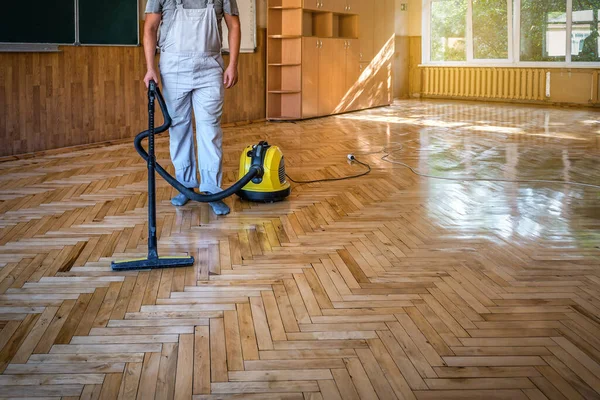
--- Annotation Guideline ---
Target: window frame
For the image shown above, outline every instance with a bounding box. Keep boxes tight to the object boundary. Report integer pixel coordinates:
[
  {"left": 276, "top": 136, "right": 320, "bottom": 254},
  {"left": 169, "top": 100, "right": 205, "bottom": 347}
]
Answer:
[{"left": 422, "top": 0, "right": 600, "bottom": 67}]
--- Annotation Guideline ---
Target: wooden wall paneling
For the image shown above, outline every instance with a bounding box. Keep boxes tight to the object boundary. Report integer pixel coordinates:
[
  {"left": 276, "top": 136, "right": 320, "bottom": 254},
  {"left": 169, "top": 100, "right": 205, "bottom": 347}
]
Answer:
[{"left": 0, "top": 26, "right": 268, "bottom": 157}]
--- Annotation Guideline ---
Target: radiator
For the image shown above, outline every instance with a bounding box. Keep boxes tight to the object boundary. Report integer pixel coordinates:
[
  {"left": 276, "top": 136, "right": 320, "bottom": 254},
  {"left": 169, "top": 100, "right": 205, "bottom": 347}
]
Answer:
[{"left": 422, "top": 67, "right": 548, "bottom": 101}]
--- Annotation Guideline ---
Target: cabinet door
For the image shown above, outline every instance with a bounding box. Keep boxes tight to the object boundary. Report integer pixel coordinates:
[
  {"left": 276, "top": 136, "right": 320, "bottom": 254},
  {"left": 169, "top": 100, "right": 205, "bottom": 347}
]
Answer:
[
  {"left": 331, "top": 39, "right": 347, "bottom": 114},
  {"left": 319, "top": 0, "right": 344, "bottom": 12},
  {"left": 302, "top": 38, "right": 320, "bottom": 119},
  {"left": 344, "top": 39, "right": 361, "bottom": 111},
  {"left": 345, "top": 0, "right": 355, "bottom": 14},
  {"left": 303, "top": 0, "right": 321, "bottom": 11},
  {"left": 358, "top": 0, "right": 374, "bottom": 63},
  {"left": 318, "top": 38, "right": 335, "bottom": 116},
  {"left": 358, "top": 62, "right": 373, "bottom": 109}
]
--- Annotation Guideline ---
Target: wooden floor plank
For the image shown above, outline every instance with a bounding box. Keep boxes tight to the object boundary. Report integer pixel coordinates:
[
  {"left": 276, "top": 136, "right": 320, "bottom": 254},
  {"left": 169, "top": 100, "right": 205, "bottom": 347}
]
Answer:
[{"left": 0, "top": 100, "right": 599, "bottom": 399}]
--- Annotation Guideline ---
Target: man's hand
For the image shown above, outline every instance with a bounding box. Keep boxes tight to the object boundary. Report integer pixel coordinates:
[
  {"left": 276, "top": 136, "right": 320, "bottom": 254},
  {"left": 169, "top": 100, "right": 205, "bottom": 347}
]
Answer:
[
  {"left": 143, "top": 13, "right": 161, "bottom": 88},
  {"left": 223, "top": 65, "right": 238, "bottom": 89},
  {"left": 144, "top": 69, "right": 160, "bottom": 88}
]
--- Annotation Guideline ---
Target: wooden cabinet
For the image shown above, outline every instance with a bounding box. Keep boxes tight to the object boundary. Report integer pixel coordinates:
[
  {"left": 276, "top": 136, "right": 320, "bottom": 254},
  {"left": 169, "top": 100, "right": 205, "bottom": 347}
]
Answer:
[
  {"left": 374, "top": 0, "right": 394, "bottom": 55},
  {"left": 303, "top": 0, "right": 321, "bottom": 11},
  {"left": 340, "top": 0, "right": 355, "bottom": 13},
  {"left": 304, "top": 0, "right": 340, "bottom": 12},
  {"left": 302, "top": 38, "right": 320, "bottom": 118},
  {"left": 318, "top": 39, "right": 337, "bottom": 115},
  {"left": 358, "top": 0, "right": 374, "bottom": 62},
  {"left": 267, "top": 0, "right": 394, "bottom": 120},
  {"left": 330, "top": 39, "right": 347, "bottom": 114},
  {"left": 345, "top": 39, "right": 360, "bottom": 94},
  {"left": 302, "top": 38, "right": 360, "bottom": 117}
]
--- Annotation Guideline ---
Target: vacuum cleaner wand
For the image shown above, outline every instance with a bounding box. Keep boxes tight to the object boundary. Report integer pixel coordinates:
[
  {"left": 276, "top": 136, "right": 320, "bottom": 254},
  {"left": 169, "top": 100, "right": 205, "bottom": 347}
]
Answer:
[
  {"left": 134, "top": 80, "right": 264, "bottom": 203},
  {"left": 112, "top": 81, "right": 196, "bottom": 271}
]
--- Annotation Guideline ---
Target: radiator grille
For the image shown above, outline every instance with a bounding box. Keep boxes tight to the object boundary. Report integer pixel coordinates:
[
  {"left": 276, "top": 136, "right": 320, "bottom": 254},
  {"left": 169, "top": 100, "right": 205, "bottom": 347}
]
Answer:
[{"left": 422, "top": 67, "right": 547, "bottom": 101}]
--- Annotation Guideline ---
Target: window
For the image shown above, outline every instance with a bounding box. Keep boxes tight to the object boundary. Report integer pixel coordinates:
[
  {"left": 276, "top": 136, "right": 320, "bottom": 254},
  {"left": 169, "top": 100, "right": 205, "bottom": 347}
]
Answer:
[
  {"left": 572, "top": 0, "right": 600, "bottom": 62},
  {"left": 520, "top": 0, "right": 567, "bottom": 61},
  {"left": 423, "top": 0, "right": 600, "bottom": 65},
  {"left": 431, "top": 0, "right": 467, "bottom": 61},
  {"left": 473, "top": 0, "right": 509, "bottom": 59}
]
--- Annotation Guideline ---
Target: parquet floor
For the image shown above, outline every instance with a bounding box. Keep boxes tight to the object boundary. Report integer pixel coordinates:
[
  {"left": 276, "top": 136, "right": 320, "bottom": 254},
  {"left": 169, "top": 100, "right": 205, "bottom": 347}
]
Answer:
[{"left": 0, "top": 100, "right": 599, "bottom": 399}]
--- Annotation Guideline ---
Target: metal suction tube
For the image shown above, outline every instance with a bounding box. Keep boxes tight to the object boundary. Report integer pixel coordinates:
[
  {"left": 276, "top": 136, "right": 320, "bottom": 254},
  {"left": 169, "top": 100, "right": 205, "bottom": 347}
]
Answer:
[{"left": 134, "top": 80, "right": 263, "bottom": 203}]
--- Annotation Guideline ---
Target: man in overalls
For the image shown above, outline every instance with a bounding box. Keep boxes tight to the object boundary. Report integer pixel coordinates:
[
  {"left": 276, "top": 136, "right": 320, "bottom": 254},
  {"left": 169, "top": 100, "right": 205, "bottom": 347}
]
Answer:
[{"left": 143, "top": 0, "right": 241, "bottom": 216}]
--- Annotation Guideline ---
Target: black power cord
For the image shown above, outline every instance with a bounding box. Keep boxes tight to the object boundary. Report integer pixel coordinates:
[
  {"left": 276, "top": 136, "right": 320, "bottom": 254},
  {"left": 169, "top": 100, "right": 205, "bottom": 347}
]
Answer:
[{"left": 286, "top": 154, "right": 371, "bottom": 184}]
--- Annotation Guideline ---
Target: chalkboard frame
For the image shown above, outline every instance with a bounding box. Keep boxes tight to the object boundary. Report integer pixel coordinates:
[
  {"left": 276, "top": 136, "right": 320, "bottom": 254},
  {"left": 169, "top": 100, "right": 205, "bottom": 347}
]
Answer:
[{"left": 0, "top": 0, "right": 139, "bottom": 51}]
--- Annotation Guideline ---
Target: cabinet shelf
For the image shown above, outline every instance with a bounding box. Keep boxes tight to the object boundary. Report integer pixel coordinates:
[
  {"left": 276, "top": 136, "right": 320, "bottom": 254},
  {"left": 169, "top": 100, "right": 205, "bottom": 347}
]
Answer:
[
  {"left": 269, "top": 6, "right": 302, "bottom": 9},
  {"left": 268, "top": 63, "right": 302, "bottom": 66},
  {"left": 268, "top": 35, "right": 302, "bottom": 39},
  {"left": 268, "top": 90, "right": 301, "bottom": 94}
]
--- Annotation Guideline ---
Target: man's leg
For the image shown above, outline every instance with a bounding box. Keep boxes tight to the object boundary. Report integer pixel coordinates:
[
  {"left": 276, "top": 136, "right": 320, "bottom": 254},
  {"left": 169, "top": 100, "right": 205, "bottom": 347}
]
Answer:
[
  {"left": 191, "top": 56, "right": 229, "bottom": 215},
  {"left": 160, "top": 54, "right": 198, "bottom": 206}
]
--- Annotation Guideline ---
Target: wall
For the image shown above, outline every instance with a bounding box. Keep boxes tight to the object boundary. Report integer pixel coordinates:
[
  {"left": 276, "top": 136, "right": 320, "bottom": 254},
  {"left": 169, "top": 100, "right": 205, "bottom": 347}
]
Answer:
[
  {"left": 0, "top": 0, "right": 268, "bottom": 157},
  {"left": 394, "top": 0, "right": 422, "bottom": 98}
]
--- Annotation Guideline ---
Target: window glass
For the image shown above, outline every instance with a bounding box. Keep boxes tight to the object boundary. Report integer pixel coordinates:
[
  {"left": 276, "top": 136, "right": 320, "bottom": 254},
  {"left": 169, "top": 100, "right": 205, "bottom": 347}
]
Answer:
[
  {"left": 572, "top": 0, "right": 600, "bottom": 62},
  {"left": 473, "top": 0, "right": 509, "bottom": 59},
  {"left": 520, "top": 0, "right": 567, "bottom": 61},
  {"left": 431, "top": 0, "right": 468, "bottom": 61}
]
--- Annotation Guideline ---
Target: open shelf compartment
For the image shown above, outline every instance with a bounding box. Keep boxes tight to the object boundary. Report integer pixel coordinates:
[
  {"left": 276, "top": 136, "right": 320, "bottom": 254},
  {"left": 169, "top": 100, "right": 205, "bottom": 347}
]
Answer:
[
  {"left": 267, "top": 92, "right": 302, "bottom": 120},
  {"left": 268, "top": 65, "right": 302, "bottom": 92},
  {"left": 268, "top": 8, "right": 304, "bottom": 36}
]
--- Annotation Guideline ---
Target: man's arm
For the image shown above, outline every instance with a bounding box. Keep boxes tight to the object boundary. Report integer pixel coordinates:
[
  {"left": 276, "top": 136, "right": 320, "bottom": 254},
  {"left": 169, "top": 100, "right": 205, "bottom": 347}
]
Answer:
[
  {"left": 223, "top": 13, "right": 241, "bottom": 89},
  {"left": 144, "top": 13, "right": 162, "bottom": 88}
]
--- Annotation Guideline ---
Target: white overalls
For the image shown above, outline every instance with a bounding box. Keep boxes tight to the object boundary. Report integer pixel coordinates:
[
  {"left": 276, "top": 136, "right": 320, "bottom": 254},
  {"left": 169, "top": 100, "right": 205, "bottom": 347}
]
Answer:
[{"left": 159, "top": 0, "right": 226, "bottom": 194}]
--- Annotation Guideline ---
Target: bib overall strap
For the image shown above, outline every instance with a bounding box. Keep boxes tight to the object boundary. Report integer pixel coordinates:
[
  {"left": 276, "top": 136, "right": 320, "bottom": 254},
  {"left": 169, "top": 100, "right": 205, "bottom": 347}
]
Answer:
[
  {"left": 207, "top": 0, "right": 214, "bottom": 5},
  {"left": 175, "top": 0, "right": 183, "bottom": 7}
]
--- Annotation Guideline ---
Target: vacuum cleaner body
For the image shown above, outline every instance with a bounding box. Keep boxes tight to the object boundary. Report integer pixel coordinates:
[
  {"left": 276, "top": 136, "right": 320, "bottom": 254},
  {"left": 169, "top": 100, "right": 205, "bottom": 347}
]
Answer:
[{"left": 237, "top": 141, "right": 291, "bottom": 202}]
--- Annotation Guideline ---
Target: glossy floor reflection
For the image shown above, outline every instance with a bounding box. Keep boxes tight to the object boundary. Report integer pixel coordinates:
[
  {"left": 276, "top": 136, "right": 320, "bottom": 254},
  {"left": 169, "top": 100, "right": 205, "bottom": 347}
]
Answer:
[{"left": 334, "top": 100, "right": 600, "bottom": 250}]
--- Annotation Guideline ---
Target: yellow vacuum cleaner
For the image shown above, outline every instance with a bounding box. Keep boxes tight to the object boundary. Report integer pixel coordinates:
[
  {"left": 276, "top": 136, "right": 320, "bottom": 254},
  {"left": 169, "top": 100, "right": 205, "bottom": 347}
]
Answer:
[
  {"left": 238, "top": 142, "right": 290, "bottom": 202},
  {"left": 111, "top": 81, "right": 290, "bottom": 271}
]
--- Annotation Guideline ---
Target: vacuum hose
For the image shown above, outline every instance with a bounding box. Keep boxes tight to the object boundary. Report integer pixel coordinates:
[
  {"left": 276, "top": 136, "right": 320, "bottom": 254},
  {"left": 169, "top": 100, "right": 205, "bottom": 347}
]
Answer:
[{"left": 134, "top": 80, "right": 263, "bottom": 203}]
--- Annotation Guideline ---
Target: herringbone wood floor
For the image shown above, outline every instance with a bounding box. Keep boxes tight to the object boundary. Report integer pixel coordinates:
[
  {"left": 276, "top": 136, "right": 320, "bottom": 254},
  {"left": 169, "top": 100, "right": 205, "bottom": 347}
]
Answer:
[{"left": 0, "top": 100, "right": 599, "bottom": 399}]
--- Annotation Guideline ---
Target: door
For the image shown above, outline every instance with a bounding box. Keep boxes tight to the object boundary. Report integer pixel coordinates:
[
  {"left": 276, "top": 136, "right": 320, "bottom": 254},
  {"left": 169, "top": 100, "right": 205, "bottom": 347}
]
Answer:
[
  {"left": 358, "top": 0, "right": 374, "bottom": 63},
  {"left": 344, "top": 39, "right": 361, "bottom": 111},
  {"left": 302, "top": 38, "right": 320, "bottom": 118}
]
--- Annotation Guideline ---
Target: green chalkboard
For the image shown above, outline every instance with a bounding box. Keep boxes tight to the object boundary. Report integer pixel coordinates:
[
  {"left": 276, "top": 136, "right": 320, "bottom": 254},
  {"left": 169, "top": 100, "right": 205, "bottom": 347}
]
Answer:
[
  {"left": 0, "top": 0, "right": 75, "bottom": 44},
  {"left": 79, "top": 0, "right": 139, "bottom": 45}
]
